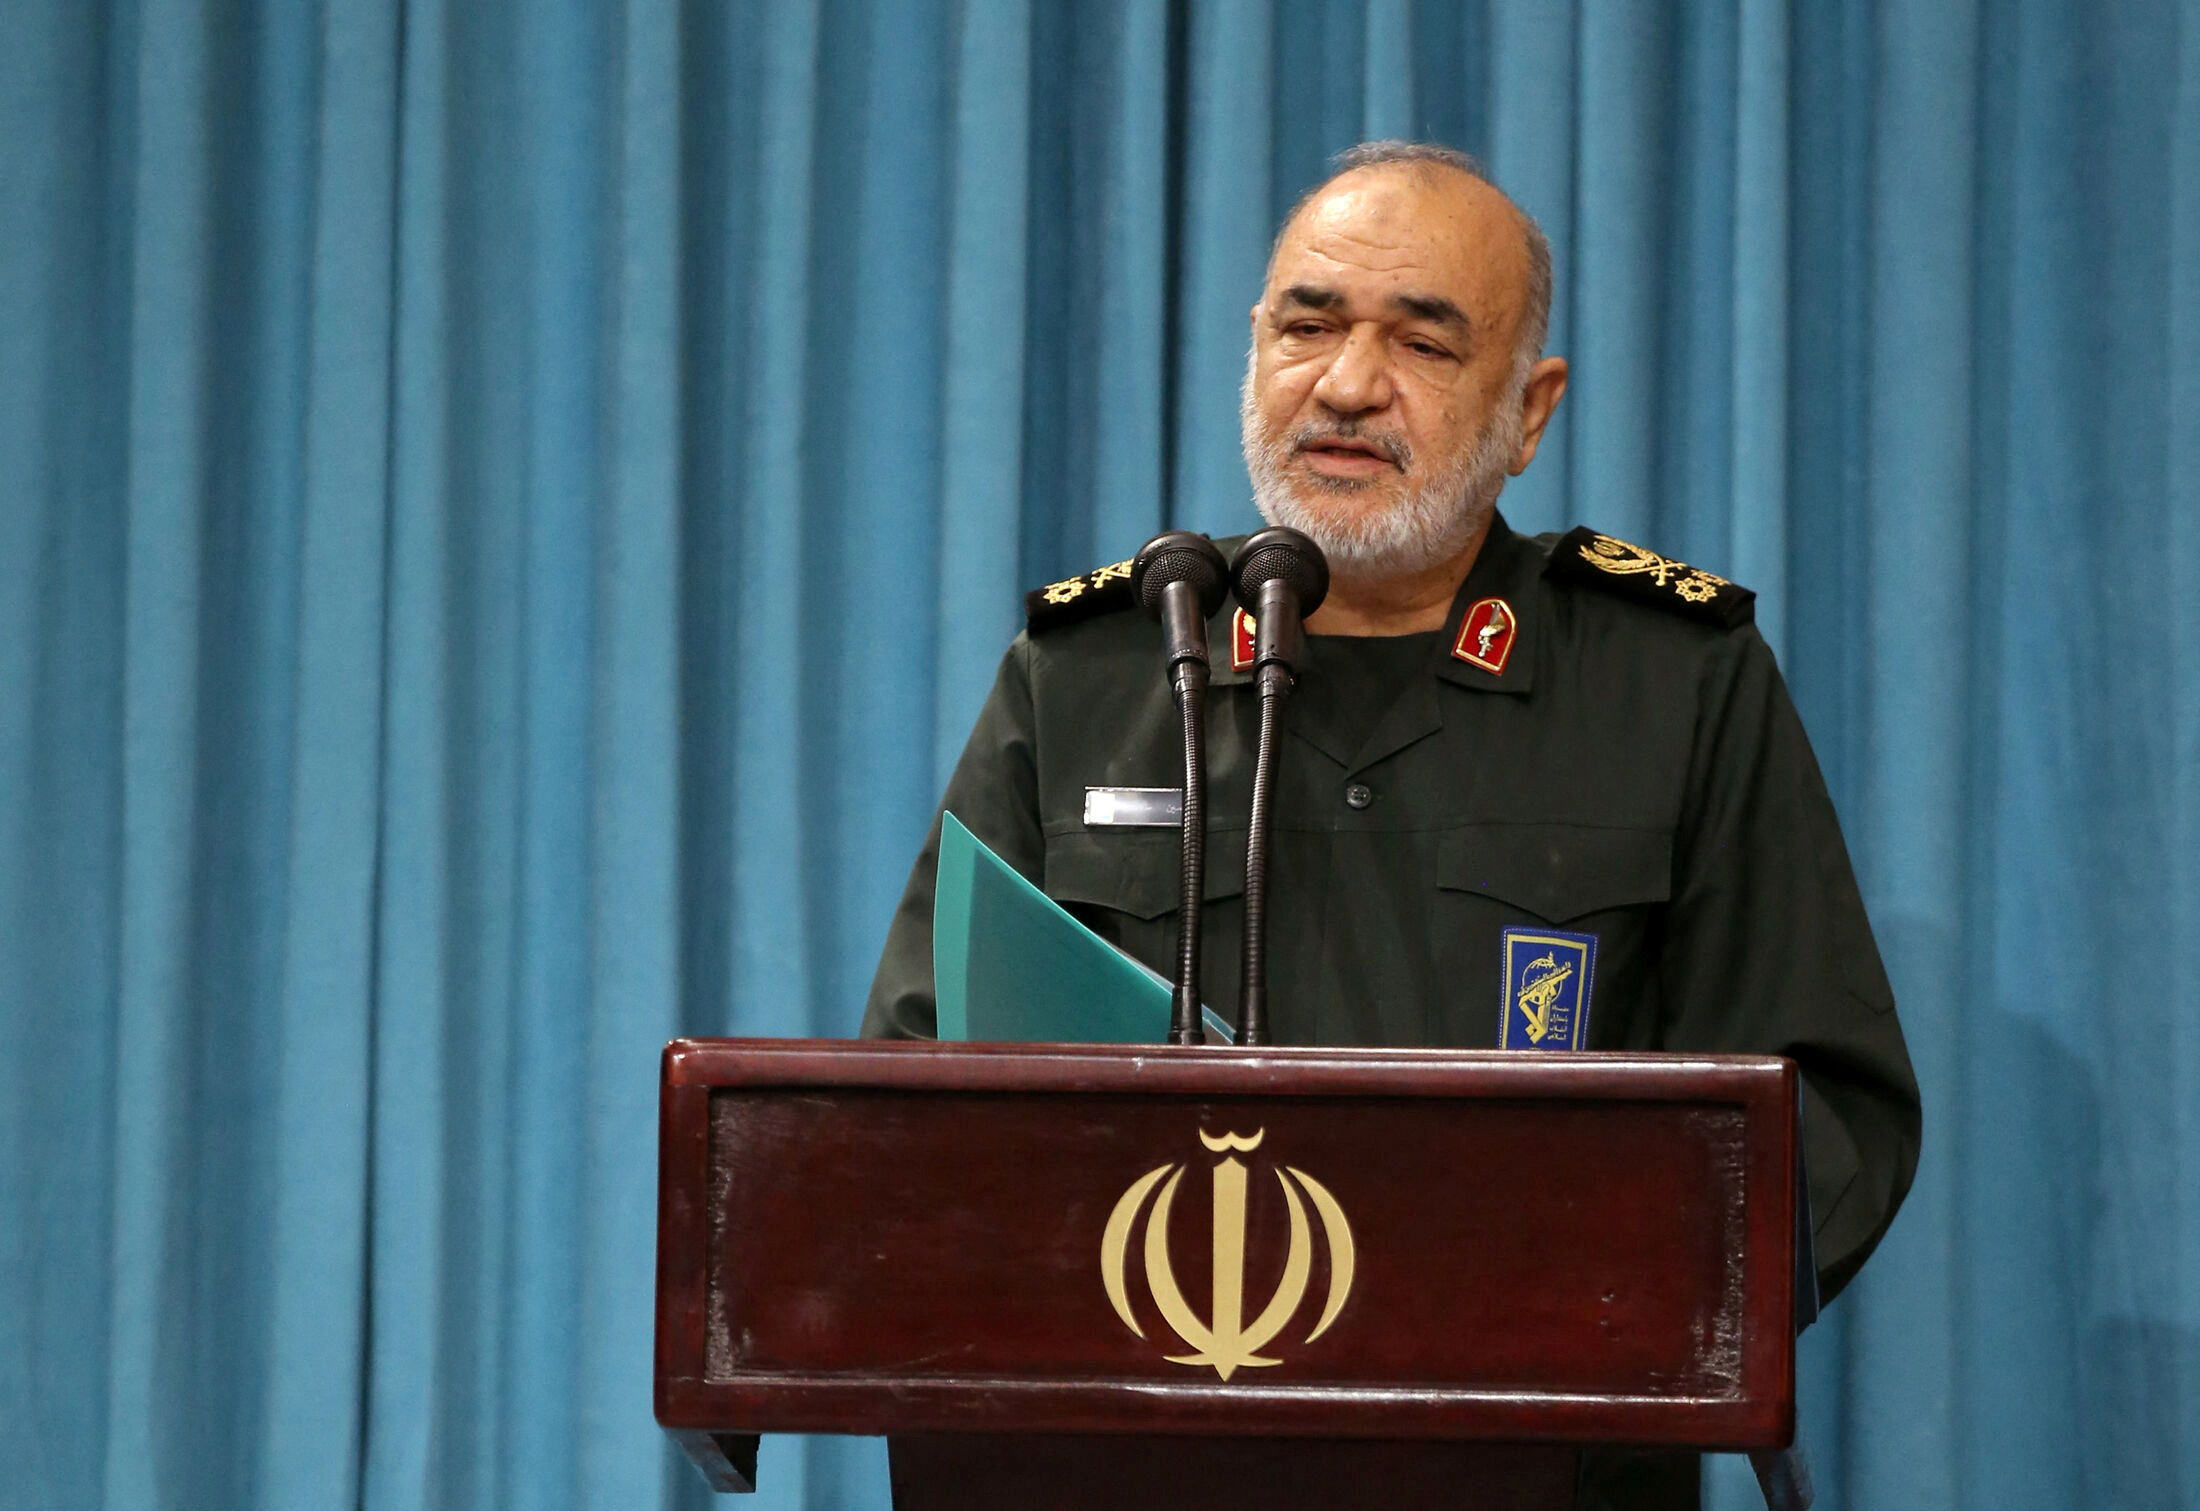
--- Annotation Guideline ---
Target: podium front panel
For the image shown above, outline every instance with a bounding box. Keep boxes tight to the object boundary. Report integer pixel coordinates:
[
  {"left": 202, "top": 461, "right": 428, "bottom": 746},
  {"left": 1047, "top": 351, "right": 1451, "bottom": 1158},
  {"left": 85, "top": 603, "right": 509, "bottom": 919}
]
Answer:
[{"left": 655, "top": 1039, "right": 1795, "bottom": 1449}]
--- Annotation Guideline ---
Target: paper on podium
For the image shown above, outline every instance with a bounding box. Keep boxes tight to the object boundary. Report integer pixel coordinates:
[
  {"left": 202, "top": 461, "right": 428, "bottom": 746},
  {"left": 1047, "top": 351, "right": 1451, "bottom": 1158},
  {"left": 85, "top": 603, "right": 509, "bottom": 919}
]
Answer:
[{"left": 933, "top": 812, "right": 1232, "bottom": 1044}]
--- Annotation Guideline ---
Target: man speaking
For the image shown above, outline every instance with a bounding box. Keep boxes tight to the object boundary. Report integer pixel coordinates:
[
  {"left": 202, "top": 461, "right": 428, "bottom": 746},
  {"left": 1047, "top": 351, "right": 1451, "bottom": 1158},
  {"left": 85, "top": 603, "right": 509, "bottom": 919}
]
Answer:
[{"left": 862, "top": 142, "right": 1920, "bottom": 1509}]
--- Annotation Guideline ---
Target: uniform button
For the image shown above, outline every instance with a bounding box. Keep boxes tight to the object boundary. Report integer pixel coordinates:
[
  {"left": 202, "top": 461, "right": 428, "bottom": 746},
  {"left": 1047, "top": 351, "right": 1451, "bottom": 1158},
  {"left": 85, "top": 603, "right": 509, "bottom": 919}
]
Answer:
[{"left": 1344, "top": 783, "right": 1374, "bottom": 810}]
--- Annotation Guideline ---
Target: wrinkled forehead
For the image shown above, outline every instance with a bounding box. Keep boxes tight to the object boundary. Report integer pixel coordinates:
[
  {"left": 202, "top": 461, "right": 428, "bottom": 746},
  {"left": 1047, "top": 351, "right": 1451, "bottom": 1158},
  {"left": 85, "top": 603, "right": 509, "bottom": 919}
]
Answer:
[{"left": 1265, "top": 165, "right": 1530, "bottom": 329}]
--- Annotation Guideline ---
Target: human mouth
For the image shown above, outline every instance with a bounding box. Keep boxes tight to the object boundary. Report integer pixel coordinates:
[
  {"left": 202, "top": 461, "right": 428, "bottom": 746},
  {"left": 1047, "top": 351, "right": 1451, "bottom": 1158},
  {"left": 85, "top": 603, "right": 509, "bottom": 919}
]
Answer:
[{"left": 1295, "top": 433, "right": 1403, "bottom": 479}]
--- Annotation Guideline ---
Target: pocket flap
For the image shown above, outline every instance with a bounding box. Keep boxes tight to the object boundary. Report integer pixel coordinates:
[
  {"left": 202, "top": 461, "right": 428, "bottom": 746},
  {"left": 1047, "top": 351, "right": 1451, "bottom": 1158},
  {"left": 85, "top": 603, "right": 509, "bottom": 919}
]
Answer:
[
  {"left": 1437, "top": 823, "right": 1671, "bottom": 922},
  {"left": 1043, "top": 827, "right": 1249, "bottom": 920}
]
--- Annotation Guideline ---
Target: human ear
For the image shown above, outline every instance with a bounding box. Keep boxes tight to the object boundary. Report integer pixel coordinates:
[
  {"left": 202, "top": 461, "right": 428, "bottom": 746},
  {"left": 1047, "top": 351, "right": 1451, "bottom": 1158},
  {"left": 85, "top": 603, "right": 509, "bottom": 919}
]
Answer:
[{"left": 1510, "top": 357, "right": 1570, "bottom": 474}]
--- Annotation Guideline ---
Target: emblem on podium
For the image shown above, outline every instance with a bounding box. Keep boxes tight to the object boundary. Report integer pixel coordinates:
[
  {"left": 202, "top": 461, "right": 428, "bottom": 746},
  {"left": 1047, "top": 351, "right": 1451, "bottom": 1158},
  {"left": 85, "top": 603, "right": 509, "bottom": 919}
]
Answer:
[{"left": 1098, "top": 1129, "right": 1356, "bottom": 1380}]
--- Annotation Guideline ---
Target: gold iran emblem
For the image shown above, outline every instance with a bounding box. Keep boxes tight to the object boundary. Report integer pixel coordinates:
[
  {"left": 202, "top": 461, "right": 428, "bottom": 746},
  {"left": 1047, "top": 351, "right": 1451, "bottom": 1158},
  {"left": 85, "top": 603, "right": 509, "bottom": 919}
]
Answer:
[{"left": 1098, "top": 1129, "right": 1356, "bottom": 1380}]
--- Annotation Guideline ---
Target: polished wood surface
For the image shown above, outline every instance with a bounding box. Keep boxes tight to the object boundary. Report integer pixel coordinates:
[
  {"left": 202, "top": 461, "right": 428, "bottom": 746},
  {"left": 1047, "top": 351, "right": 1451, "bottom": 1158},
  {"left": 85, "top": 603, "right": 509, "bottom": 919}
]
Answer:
[{"left": 655, "top": 1037, "right": 1796, "bottom": 1489}]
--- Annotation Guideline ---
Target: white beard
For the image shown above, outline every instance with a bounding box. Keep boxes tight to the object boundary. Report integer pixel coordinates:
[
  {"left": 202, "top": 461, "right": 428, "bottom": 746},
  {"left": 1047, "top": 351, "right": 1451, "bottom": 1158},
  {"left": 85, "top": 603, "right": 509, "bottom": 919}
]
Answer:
[{"left": 1241, "top": 353, "right": 1526, "bottom": 580}]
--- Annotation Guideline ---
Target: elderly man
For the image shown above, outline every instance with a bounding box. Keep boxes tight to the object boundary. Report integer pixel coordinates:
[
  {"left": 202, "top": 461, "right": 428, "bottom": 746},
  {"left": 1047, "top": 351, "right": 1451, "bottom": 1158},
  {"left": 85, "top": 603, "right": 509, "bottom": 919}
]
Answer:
[{"left": 863, "top": 142, "right": 1919, "bottom": 1510}]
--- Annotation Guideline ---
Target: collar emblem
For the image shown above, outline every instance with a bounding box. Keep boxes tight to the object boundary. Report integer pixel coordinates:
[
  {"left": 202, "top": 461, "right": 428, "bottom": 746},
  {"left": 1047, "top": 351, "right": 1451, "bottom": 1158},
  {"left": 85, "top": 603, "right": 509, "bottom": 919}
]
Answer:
[
  {"left": 1231, "top": 608, "right": 1256, "bottom": 672},
  {"left": 1451, "top": 597, "right": 1517, "bottom": 675}
]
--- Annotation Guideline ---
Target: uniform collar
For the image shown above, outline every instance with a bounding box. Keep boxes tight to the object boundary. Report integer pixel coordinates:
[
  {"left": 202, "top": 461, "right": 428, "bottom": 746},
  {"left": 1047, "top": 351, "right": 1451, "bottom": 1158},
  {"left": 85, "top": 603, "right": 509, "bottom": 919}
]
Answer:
[
  {"left": 1433, "top": 511, "right": 1538, "bottom": 697},
  {"left": 1205, "top": 514, "right": 1540, "bottom": 697}
]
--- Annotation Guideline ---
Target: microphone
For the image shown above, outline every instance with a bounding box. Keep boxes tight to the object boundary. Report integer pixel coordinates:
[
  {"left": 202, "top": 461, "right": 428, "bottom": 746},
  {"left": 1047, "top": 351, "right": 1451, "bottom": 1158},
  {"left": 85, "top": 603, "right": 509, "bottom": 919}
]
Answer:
[
  {"left": 1227, "top": 528, "right": 1329, "bottom": 1047},
  {"left": 1134, "top": 531, "right": 1229, "bottom": 690},
  {"left": 1131, "top": 531, "right": 1231, "bottom": 1046}
]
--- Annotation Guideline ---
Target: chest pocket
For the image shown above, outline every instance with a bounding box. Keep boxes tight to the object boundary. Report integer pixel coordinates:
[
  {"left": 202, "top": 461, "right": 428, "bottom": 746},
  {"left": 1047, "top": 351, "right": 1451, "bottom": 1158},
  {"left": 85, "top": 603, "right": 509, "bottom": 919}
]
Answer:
[
  {"left": 1435, "top": 823, "right": 1672, "bottom": 922},
  {"left": 1042, "top": 827, "right": 1250, "bottom": 919},
  {"left": 1432, "top": 822, "right": 1672, "bottom": 1049}
]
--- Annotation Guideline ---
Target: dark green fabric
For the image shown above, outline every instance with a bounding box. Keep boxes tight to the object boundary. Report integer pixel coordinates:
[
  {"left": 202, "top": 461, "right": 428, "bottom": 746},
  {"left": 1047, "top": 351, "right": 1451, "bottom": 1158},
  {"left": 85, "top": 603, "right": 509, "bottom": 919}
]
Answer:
[
  {"left": 1292, "top": 628, "right": 1447, "bottom": 762},
  {"left": 862, "top": 516, "right": 1923, "bottom": 1510}
]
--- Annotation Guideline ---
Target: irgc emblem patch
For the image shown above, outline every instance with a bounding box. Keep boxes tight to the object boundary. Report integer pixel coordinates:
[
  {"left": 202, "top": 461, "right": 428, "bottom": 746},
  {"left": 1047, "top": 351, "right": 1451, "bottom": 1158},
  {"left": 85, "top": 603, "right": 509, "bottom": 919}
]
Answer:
[{"left": 1499, "top": 928, "right": 1597, "bottom": 1050}]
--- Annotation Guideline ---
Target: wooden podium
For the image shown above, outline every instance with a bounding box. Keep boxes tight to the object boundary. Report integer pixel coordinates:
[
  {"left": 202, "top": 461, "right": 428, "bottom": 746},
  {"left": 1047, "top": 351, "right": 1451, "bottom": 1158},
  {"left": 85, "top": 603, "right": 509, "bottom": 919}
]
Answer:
[{"left": 654, "top": 1038, "right": 1797, "bottom": 1509}]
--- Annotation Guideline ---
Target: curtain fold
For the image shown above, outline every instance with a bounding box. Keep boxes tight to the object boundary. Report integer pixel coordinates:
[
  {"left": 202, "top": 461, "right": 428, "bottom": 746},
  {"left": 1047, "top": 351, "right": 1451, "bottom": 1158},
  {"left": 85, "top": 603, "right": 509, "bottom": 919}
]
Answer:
[{"left": 4, "top": 2, "right": 2197, "bottom": 1508}]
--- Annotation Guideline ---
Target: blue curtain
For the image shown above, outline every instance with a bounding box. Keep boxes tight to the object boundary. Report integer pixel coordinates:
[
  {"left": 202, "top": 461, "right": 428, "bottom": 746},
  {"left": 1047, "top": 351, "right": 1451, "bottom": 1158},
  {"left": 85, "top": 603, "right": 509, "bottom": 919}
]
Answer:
[{"left": 3, "top": 2, "right": 2196, "bottom": 1508}]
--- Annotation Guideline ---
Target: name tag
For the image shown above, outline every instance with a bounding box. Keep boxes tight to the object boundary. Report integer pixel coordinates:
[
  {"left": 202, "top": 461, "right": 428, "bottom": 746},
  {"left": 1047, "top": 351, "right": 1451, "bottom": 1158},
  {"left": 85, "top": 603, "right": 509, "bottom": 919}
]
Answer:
[
  {"left": 1499, "top": 928, "right": 1598, "bottom": 1051},
  {"left": 1083, "top": 787, "right": 1183, "bottom": 828}
]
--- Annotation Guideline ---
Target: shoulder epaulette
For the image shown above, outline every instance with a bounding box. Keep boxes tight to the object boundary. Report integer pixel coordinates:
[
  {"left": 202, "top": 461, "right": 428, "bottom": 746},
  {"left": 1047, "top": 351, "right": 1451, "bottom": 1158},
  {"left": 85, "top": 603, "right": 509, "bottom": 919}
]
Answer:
[
  {"left": 1544, "top": 527, "right": 1756, "bottom": 629},
  {"left": 1024, "top": 558, "right": 1135, "bottom": 634}
]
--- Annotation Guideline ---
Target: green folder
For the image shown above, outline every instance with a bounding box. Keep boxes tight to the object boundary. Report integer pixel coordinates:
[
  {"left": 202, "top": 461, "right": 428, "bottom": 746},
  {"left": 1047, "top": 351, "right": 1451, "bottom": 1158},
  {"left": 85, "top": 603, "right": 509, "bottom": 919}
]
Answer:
[{"left": 933, "top": 812, "right": 1232, "bottom": 1044}]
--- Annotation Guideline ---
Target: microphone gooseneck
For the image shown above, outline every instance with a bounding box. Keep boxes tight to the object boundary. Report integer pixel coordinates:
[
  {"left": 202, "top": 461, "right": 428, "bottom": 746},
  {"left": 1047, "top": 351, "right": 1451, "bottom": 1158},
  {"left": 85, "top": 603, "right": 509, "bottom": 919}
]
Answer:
[
  {"left": 1131, "top": 531, "right": 1230, "bottom": 1046},
  {"left": 1240, "top": 675, "right": 1283, "bottom": 1044},
  {"left": 1228, "top": 528, "right": 1329, "bottom": 1047}
]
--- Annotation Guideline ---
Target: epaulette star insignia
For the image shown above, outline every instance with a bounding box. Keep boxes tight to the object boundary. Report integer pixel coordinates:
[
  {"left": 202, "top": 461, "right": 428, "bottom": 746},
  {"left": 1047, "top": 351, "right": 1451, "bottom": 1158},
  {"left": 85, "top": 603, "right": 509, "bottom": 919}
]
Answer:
[
  {"left": 1545, "top": 527, "right": 1756, "bottom": 629},
  {"left": 1025, "top": 558, "right": 1137, "bottom": 633}
]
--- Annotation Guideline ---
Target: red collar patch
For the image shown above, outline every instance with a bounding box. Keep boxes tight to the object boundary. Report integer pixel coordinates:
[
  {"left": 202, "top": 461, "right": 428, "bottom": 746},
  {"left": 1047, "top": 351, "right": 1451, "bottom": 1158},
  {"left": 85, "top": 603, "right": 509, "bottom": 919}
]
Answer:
[
  {"left": 1231, "top": 608, "right": 1256, "bottom": 672},
  {"left": 1451, "top": 597, "right": 1518, "bottom": 676}
]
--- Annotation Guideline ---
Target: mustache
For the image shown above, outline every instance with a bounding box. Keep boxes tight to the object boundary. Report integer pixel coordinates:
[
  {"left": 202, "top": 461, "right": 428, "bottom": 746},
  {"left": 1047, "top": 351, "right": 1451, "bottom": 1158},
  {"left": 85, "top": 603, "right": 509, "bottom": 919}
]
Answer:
[{"left": 1285, "top": 420, "right": 1411, "bottom": 472}]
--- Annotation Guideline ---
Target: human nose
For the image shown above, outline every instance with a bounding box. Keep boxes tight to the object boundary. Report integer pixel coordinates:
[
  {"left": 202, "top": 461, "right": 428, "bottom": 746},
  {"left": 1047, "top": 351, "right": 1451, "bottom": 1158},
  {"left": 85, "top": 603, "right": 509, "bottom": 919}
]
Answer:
[{"left": 1310, "top": 324, "right": 1393, "bottom": 416}]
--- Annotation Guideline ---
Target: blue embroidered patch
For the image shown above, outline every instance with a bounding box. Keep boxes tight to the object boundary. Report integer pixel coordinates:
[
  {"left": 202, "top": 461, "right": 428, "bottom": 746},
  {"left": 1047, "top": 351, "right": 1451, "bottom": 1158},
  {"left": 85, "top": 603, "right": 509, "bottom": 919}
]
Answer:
[{"left": 1499, "top": 928, "right": 1598, "bottom": 1051}]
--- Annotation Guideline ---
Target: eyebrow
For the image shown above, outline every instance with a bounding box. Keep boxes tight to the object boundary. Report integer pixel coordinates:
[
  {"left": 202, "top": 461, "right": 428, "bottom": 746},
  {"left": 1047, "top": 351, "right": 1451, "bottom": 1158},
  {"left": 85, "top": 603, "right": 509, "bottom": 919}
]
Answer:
[
  {"left": 1276, "top": 284, "right": 1469, "bottom": 328},
  {"left": 1391, "top": 293, "right": 1468, "bottom": 327}
]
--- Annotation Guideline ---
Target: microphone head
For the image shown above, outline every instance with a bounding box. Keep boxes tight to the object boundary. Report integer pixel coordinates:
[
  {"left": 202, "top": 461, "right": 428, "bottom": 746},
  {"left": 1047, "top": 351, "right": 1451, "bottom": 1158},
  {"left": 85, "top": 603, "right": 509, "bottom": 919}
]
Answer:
[
  {"left": 1131, "top": 531, "right": 1230, "bottom": 620},
  {"left": 1229, "top": 526, "right": 1330, "bottom": 617}
]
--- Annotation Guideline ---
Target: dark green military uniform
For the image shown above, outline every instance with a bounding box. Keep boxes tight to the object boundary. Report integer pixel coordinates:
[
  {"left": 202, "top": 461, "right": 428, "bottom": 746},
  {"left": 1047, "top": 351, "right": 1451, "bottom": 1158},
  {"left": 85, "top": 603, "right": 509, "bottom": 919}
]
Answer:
[{"left": 862, "top": 513, "right": 1921, "bottom": 1508}]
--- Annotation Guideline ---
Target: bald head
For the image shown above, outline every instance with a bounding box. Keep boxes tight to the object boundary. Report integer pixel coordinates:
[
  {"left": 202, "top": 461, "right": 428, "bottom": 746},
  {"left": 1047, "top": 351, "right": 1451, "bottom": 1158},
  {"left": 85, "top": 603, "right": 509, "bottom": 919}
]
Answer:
[{"left": 1270, "top": 144, "right": 1553, "bottom": 374}]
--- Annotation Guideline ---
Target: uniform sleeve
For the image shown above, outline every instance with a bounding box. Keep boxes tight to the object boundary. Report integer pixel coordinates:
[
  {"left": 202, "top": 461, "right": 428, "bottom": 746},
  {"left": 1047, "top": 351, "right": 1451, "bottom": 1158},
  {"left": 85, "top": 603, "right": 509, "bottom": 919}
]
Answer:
[
  {"left": 860, "top": 635, "right": 1045, "bottom": 1039},
  {"left": 1661, "top": 627, "right": 1922, "bottom": 1302}
]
